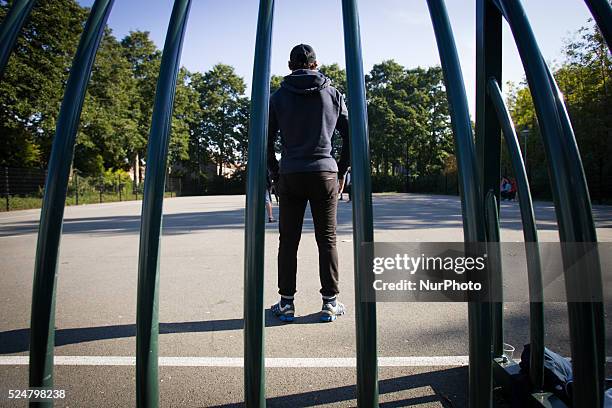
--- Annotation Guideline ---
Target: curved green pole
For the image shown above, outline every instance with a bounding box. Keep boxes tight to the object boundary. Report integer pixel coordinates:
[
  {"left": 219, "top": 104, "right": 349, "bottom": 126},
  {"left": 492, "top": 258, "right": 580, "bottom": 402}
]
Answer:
[
  {"left": 135, "top": 1, "right": 191, "bottom": 407},
  {"left": 475, "top": 0, "right": 501, "bottom": 222},
  {"left": 493, "top": 0, "right": 605, "bottom": 405},
  {"left": 475, "top": 0, "right": 502, "bottom": 371},
  {"left": 544, "top": 59, "right": 606, "bottom": 405},
  {"left": 487, "top": 78, "right": 544, "bottom": 390},
  {"left": 340, "top": 0, "right": 379, "bottom": 406},
  {"left": 243, "top": 1, "right": 274, "bottom": 406},
  {"left": 484, "top": 190, "right": 503, "bottom": 358},
  {"left": 0, "top": 0, "right": 37, "bottom": 79},
  {"left": 426, "top": 1, "right": 491, "bottom": 407},
  {"left": 584, "top": 0, "right": 612, "bottom": 50},
  {"left": 28, "top": 0, "right": 114, "bottom": 405}
]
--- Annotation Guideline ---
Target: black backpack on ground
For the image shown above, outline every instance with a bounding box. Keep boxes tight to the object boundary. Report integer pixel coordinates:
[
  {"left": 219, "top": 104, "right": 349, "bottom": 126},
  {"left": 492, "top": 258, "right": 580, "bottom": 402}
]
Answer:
[{"left": 519, "top": 344, "right": 573, "bottom": 406}]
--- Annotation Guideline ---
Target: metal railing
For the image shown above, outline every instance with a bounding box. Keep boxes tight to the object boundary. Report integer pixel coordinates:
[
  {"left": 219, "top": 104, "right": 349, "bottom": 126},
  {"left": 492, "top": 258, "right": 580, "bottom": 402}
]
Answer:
[
  {"left": 481, "top": 0, "right": 607, "bottom": 406},
  {"left": 487, "top": 78, "right": 545, "bottom": 390},
  {"left": 26, "top": 2, "right": 115, "bottom": 407},
  {"left": 427, "top": 1, "right": 491, "bottom": 406},
  {"left": 0, "top": 167, "right": 46, "bottom": 211},
  {"left": 0, "top": 0, "right": 608, "bottom": 407},
  {"left": 135, "top": 1, "right": 191, "bottom": 407},
  {"left": 342, "top": 0, "right": 379, "bottom": 405},
  {"left": 243, "top": 0, "right": 273, "bottom": 406},
  {"left": 0, "top": 167, "right": 181, "bottom": 212}
]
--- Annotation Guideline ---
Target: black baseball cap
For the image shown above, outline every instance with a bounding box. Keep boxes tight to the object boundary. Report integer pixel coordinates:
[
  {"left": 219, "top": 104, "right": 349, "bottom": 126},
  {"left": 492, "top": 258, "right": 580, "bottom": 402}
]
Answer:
[{"left": 289, "top": 44, "right": 317, "bottom": 66}]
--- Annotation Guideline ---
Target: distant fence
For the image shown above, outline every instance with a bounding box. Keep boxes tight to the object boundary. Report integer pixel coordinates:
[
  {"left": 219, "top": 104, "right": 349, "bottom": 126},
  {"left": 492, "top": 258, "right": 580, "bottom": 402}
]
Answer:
[
  {"left": 0, "top": 166, "right": 461, "bottom": 211},
  {"left": 0, "top": 167, "right": 182, "bottom": 211},
  {"left": 408, "top": 172, "right": 460, "bottom": 195},
  {"left": 370, "top": 172, "right": 460, "bottom": 195}
]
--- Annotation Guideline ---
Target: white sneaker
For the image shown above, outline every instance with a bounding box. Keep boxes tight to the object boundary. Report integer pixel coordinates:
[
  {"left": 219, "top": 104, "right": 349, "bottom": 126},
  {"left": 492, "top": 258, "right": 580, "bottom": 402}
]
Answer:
[
  {"left": 271, "top": 300, "right": 295, "bottom": 322},
  {"left": 320, "top": 301, "right": 346, "bottom": 322}
]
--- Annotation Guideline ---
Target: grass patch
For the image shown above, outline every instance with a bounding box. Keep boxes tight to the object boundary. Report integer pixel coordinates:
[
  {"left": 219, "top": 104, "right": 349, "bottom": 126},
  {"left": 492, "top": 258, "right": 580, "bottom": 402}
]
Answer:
[{"left": 1, "top": 192, "right": 176, "bottom": 212}]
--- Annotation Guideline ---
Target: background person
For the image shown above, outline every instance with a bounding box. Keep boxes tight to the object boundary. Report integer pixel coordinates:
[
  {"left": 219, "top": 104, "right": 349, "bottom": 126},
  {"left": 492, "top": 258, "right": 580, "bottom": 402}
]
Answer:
[
  {"left": 500, "top": 176, "right": 511, "bottom": 200},
  {"left": 266, "top": 174, "right": 276, "bottom": 223},
  {"left": 509, "top": 177, "right": 517, "bottom": 201},
  {"left": 339, "top": 167, "right": 351, "bottom": 202}
]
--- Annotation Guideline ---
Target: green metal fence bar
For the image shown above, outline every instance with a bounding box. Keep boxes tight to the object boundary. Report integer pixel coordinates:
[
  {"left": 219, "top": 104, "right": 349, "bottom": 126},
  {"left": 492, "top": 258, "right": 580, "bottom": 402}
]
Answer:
[
  {"left": 0, "top": 0, "right": 37, "bottom": 79},
  {"left": 475, "top": 0, "right": 502, "bottom": 211},
  {"left": 28, "top": 1, "right": 114, "bottom": 405},
  {"left": 475, "top": 0, "right": 503, "bottom": 364},
  {"left": 543, "top": 58, "right": 606, "bottom": 406},
  {"left": 243, "top": 0, "right": 274, "bottom": 406},
  {"left": 584, "top": 0, "right": 612, "bottom": 49},
  {"left": 484, "top": 191, "right": 503, "bottom": 358},
  {"left": 340, "top": 0, "right": 379, "bottom": 406},
  {"left": 135, "top": 1, "right": 191, "bottom": 407},
  {"left": 426, "top": 1, "right": 491, "bottom": 407},
  {"left": 493, "top": 0, "right": 605, "bottom": 405},
  {"left": 487, "top": 78, "right": 544, "bottom": 390}
]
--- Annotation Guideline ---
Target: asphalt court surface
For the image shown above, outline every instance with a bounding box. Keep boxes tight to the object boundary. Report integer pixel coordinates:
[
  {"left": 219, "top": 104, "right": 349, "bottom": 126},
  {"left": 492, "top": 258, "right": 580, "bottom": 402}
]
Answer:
[{"left": 1, "top": 193, "right": 610, "bottom": 407}]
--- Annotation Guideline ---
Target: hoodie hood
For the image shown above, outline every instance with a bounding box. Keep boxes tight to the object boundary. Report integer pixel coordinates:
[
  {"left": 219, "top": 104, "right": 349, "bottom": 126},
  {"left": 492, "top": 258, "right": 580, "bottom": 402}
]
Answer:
[{"left": 281, "top": 69, "right": 331, "bottom": 94}]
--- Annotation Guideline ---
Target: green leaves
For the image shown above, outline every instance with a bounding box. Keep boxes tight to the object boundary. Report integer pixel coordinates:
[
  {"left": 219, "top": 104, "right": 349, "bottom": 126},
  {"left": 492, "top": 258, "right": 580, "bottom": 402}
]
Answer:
[
  {"left": 507, "top": 21, "right": 611, "bottom": 201},
  {"left": 366, "top": 61, "right": 452, "bottom": 178},
  {"left": 320, "top": 63, "right": 347, "bottom": 95},
  {"left": 2, "top": 3, "right": 606, "bottom": 201},
  {"left": 189, "top": 64, "right": 248, "bottom": 177},
  {"left": 0, "top": 0, "right": 87, "bottom": 167}
]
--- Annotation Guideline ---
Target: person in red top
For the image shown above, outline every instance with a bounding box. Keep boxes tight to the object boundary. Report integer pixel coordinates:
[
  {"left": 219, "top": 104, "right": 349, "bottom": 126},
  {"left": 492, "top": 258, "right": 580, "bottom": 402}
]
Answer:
[{"left": 509, "top": 177, "right": 517, "bottom": 201}]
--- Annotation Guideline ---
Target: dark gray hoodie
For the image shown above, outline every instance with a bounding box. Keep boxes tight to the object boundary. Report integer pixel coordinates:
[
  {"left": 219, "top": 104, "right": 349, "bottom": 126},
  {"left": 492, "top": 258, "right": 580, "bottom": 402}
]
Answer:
[{"left": 267, "top": 69, "right": 350, "bottom": 179}]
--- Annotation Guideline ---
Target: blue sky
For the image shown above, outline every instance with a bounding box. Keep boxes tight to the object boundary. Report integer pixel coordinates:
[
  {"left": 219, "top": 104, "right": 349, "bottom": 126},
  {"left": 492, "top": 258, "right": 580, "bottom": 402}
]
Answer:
[{"left": 78, "top": 0, "right": 593, "bottom": 117}]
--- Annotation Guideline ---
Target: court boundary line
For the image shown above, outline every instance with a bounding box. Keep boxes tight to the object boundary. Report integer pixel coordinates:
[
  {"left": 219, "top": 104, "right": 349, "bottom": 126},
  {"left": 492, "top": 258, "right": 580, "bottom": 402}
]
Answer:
[
  {"left": 2, "top": 355, "right": 610, "bottom": 367},
  {"left": 0, "top": 356, "right": 471, "bottom": 367}
]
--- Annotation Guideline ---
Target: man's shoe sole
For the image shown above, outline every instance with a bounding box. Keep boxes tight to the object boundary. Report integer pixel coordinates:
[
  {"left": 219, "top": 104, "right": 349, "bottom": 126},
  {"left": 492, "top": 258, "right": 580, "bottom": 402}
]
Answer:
[
  {"left": 278, "top": 314, "right": 294, "bottom": 322},
  {"left": 320, "top": 311, "right": 346, "bottom": 322},
  {"left": 320, "top": 314, "right": 336, "bottom": 322}
]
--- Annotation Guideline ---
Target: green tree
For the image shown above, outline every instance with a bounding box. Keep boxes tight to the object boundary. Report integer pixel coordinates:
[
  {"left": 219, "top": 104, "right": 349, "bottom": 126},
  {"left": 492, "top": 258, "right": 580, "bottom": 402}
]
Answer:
[
  {"left": 319, "top": 63, "right": 346, "bottom": 95},
  {"left": 120, "top": 31, "right": 161, "bottom": 181},
  {"left": 75, "top": 30, "right": 139, "bottom": 175},
  {"left": 0, "top": 0, "right": 87, "bottom": 167},
  {"left": 365, "top": 61, "right": 452, "bottom": 192},
  {"left": 367, "top": 60, "right": 413, "bottom": 175},
  {"left": 556, "top": 22, "right": 611, "bottom": 202},
  {"left": 270, "top": 74, "right": 284, "bottom": 93},
  {"left": 191, "top": 64, "right": 248, "bottom": 177},
  {"left": 412, "top": 66, "right": 452, "bottom": 177},
  {"left": 507, "top": 21, "right": 611, "bottom": 201},
  {"left": 170, "top": 67, "right": 200, "bottom": 171}
]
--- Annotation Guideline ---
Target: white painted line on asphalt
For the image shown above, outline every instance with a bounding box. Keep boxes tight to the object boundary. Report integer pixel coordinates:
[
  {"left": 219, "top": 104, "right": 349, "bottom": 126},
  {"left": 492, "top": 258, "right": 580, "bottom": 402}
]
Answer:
[
  {"left": 0, "top": 356, "right": 468, "bottom": 367},
  {"left": 2, "top": 355, "right": 611, "bottom": 367},
  {"left": 0, "top": 213, "right": 39, "bottom": 221}
]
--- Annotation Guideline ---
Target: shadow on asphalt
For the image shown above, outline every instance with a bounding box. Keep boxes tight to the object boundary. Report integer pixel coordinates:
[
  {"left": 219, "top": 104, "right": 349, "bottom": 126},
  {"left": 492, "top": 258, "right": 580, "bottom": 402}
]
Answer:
[
  {"left": 0, "top": 311, "right": 324, "bottom": 354},
  {"left": 3, "top": 194, "right": 605, "bottom": 238},
  {"left": 206, "top": 366, "right": 467, "bottom": 408}
]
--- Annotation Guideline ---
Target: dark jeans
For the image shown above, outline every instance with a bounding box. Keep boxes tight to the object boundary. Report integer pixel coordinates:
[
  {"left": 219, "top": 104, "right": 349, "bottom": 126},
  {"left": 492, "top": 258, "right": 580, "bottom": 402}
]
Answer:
[{"left": 277, "top": 171, "right": 339, "bottom": 297}]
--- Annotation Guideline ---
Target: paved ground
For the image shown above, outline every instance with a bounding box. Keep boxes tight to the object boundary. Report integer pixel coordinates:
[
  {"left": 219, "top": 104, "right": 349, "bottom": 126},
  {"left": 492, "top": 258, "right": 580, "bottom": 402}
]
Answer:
[{"left": 0, "top": 193, "right": 610, "bottom": 407}]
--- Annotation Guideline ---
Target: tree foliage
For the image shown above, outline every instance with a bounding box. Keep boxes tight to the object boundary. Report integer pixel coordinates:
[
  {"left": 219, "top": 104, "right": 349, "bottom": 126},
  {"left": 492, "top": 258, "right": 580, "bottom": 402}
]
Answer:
[
  {"left": 366, "top": 61, "right": 452, "bottom": 179},
  {"left": 190, "top": 64, "right": 248, "bottom": 177},
  {"left": 0, "top": 0, "right": 87, "bottom": 167},
  {"left": 1, "top": 3, "right": 608, "bottom": 200},
  {"left": 507, "top": 21, "right": 611, "bottom": 201}
]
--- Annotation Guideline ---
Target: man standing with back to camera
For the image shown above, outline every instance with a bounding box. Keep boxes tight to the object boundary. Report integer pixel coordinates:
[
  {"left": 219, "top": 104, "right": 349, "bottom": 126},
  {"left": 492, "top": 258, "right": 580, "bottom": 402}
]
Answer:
[{"left": 268, "top": 44, "right": 350, "bottom": 323}]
